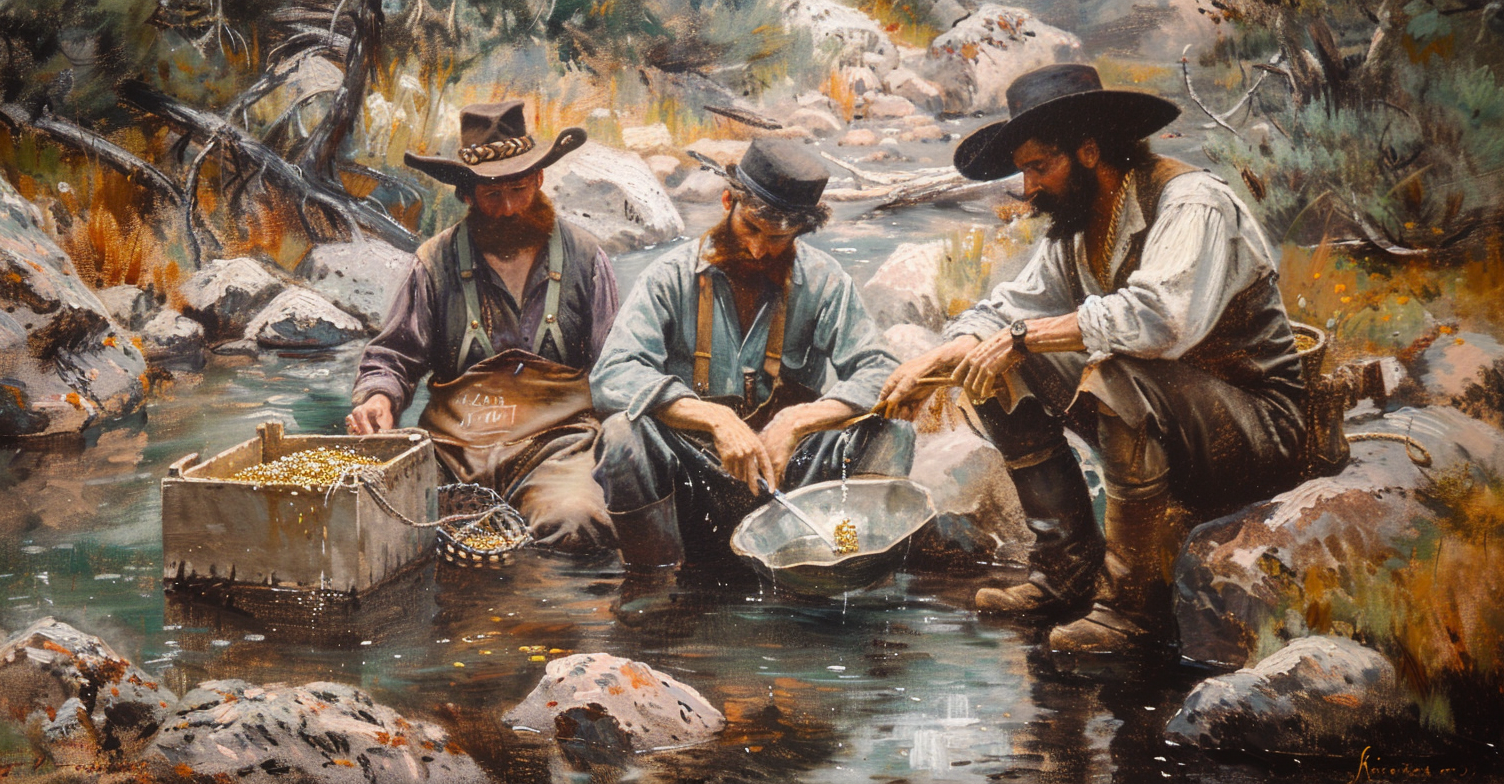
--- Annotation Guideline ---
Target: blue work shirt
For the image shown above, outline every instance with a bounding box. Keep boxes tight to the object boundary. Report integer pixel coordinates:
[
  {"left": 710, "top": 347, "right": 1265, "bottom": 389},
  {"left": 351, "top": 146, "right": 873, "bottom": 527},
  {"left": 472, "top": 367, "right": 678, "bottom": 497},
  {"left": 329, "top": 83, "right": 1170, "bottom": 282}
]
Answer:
[{"left": 591, "top": 236, "right": 897, "bottom": 420}]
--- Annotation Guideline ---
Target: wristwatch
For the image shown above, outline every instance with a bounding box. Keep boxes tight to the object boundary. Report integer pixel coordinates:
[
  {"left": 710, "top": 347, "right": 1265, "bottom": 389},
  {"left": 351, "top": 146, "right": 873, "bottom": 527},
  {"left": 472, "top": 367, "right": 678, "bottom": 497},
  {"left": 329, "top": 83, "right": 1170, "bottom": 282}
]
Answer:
[{"left": 1009, "top": 320, "right": 1030, "bottom": 353}]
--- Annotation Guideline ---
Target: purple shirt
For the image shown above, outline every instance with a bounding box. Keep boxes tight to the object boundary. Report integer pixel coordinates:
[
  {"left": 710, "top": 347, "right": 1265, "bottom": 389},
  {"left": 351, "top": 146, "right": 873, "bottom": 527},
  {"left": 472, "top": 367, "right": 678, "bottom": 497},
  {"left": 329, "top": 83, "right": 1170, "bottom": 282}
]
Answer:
[{"left": 352, "top": 227, "right": 620, "bottom": 414}]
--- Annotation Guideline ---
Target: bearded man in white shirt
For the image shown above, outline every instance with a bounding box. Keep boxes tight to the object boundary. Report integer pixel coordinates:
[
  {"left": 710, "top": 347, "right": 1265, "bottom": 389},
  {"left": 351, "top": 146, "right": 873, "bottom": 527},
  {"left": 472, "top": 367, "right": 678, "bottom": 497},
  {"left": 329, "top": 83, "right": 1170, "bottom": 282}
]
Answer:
[{"left": 878, "top": 64, "right": 1307, "bottom": 657}]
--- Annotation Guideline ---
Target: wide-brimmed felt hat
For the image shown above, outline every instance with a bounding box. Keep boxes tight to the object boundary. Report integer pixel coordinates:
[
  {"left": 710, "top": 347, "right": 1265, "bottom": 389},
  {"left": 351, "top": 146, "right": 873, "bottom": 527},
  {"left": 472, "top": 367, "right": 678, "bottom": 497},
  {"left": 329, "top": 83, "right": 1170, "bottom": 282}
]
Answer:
[
  {"left": 953, "top": 64, "right": 1180, "bottom": 181},
  {"left": 730, "top": 138, "right": 829, "bottom": 212},
  {"left": 404, "top": 101, "right": 586, "bottom": 185}
]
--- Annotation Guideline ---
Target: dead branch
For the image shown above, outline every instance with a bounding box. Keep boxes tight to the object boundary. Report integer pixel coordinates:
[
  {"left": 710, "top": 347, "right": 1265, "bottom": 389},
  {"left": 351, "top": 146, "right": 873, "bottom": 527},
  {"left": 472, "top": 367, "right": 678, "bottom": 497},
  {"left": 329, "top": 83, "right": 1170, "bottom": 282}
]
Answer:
[
  {"left": 184, "top": 135, "right": 222, "bottom": 268},
  {"left": 704, "top": 105, "right": 783, "bottom": 130},
  {"left": 0, "top": 104, "right": 183, "bottom": 204},
  {"left": 121, "top": 80, "right": 419, "bottom": 251},
  {"left": 295, "top": 0, "right": 379, "bottom": 184},
  {"left": 1180, "top": 46, "right": 1242, "bottom": 137}
]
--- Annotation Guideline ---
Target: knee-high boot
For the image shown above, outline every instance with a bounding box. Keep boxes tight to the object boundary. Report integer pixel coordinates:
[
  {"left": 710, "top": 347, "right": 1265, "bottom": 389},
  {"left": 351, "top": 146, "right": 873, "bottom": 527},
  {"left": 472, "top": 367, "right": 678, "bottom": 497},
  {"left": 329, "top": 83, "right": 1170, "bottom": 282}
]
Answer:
[
  {"left": 611, "top": 492, "right": 682, "bottom": 572},
  {"left": 1049, "top": 407, "right": 1182, "bottom": 654},
  {"left": 976, "top": 443, "right": 1105, "bottom": 615}
]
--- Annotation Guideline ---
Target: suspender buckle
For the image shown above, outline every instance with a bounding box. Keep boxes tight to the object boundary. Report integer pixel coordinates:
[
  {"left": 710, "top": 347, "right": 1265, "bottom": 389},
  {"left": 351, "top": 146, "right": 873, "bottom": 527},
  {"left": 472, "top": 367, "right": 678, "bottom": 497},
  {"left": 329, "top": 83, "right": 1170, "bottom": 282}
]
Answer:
[
  {"left": 548, "top": 271, "right": 562, "bottom": 282},
  {"left": 459, "top": 269, "right": 473, "bottom": 280}
]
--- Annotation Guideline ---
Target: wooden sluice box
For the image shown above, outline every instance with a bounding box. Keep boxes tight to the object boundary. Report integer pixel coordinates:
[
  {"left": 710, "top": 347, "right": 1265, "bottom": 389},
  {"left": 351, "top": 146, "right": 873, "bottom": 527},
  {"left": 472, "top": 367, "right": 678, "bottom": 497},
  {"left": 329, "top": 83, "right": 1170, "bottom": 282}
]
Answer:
[{"left": 162, "top": 422, "right": 439, "bottom": 602}]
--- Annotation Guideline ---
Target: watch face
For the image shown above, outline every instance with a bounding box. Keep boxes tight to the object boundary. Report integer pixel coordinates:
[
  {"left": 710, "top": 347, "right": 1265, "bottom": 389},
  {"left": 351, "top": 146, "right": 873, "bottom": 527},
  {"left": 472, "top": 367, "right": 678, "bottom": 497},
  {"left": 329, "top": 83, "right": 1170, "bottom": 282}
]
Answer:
[{"left": 1011, "top": 322, "right": 1027, "bottom": 337}]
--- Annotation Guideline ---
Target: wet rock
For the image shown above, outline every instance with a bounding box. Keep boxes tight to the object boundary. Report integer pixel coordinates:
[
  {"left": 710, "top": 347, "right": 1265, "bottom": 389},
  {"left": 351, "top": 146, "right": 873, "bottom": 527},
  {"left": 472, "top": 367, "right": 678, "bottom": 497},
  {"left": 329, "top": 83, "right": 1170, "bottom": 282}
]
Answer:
[
  {"left": 503, "top": 652, "right": 724, "bottom": 752},
  {"left": 684, "top": 138, "right": 749, "bottom": 168},
  {"left": 838, "top": 65, "right": 882, "bottom": 97},
  {"left": 621, "top": 123, "right": 675, "bottom": 153},
  {"left": 838, "top": 128, "right": 880, "bottom": 147},
  {"left": 788, "top": 107, "right": 845, "bottom": 138},
  {"left": 886, "top": 70, "right": 945, "bottom": 115},
  {"left": 97, "top": 285, "right": 155, "bottom": 330},
  {"left": 785, "top": 0, "right": 899, "bottom": 73},
  {"left": 180, "top": 257, "right": 287, "bottom": 340},
  {"left": 864, "top": 93, "right": 917, "bottom": 119},
  {"left": 907, "top": 412, "right": 1027, "bottom": 568},
  {"left": 671, "top": 169, "right": 729, "bottom": 204},
  {"left": 1166, "top": 636, "right": 1420, "bottom": 756},
  {"left": 0, "top": 175, "right": 146, "bottom": 437},
  {"left": 139, "top": 309, "right": 205, "bottom": 363},
  {"left": 900, "top": 124, "right": 949, "bottom": 143},
  {"left": 296, "top": 239, "right": 413, "bottom": 330},
  {"left": 925, "top": 6, "right": 1081, "bottom": 115},
  {"left": 646, "top": 154, "right": 682, "bottom": 182},
  {"left": 883, "top": 323, "right": 943, "bottom": 361},
  {"left": 148, "top": 679, "right": 486, "bottom": 783},
  {"left": 1176, "top": 406, "right": 1504, "bottom": 667},
  {"left": 0, "top": 617, "right": 177, "bottom": 763},
  {"left": 1414, "top": 331, "right": 1504, "bottom": 427},
  {"left": 245, "top": 287, "right": 366, "bottom": 349},
  {"left": 543, "top": 142, "right": 685, "bottom": 254},
  {"left": 862, "top": 240, "right": 948, "bottom": 331},
  {"left": 554, "top": 703, "right": 634, "bottom": 769}
]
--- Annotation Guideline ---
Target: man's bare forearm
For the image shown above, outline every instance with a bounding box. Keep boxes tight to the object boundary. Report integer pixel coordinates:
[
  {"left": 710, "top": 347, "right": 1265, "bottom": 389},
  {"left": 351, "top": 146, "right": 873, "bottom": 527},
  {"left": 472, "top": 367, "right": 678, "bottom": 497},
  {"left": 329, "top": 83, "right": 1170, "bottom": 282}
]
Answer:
[
  {"left": 656, "top": 397, "right": 738, "bottom": 433},
  {"left": 771, "top": 398, "right": 862, "bottom": 439},
  {"left": 1021, "top": 312, "right": 1086, "bottom": 353}
]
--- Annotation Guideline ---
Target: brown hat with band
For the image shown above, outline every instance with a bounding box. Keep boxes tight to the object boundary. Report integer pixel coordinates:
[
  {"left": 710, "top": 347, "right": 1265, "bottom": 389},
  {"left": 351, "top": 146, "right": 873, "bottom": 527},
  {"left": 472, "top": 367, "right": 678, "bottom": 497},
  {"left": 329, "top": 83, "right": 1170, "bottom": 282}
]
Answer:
[{"left": 404, "top": 101, "right": 586, "bottom": 185}]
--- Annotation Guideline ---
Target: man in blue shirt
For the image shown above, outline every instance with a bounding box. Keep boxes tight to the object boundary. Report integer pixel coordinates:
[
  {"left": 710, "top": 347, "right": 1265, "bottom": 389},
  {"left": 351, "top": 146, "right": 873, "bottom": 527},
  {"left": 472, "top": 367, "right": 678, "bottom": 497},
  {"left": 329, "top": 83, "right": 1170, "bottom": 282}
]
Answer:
[{"left": 591, "top": 139, "right": 914, "bottom": 571}]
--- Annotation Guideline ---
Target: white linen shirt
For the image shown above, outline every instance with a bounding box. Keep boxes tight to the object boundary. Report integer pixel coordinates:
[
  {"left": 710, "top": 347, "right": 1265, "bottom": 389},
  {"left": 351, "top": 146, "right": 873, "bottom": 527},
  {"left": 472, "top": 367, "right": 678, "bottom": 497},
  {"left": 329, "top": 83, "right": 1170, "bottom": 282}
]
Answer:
[{"left": 943, "top": 170, "right": 1279, "bottom": 361}]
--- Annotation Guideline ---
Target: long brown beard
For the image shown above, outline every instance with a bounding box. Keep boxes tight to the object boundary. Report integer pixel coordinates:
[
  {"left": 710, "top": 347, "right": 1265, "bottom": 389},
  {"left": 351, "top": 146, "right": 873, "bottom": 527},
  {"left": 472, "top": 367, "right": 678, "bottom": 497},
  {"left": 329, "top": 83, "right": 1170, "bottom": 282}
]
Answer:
[
  {"left": 468, "top": 194, "right": 556, "bottom": 254},
  {"left": 704, "top": 215, "right": 794, "bottom": 286}
]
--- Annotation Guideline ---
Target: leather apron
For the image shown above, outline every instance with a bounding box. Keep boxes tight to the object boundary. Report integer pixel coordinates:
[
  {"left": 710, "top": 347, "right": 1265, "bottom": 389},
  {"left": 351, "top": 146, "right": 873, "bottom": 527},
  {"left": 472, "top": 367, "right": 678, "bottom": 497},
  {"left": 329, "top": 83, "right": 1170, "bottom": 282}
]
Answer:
[{"left": 418, "top": 220, "right": 597, "bottom": 489}]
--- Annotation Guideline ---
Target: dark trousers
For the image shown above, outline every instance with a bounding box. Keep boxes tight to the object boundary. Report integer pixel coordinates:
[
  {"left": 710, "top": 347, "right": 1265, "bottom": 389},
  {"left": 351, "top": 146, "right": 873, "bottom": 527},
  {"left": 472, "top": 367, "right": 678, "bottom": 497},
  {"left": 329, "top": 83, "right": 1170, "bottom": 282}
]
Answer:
[
  {"left": 594, "top": 412, "right": 915, "bottom": 565},
  {"left": 976, "top": 351, "right": 1305, "bottom": 518}
]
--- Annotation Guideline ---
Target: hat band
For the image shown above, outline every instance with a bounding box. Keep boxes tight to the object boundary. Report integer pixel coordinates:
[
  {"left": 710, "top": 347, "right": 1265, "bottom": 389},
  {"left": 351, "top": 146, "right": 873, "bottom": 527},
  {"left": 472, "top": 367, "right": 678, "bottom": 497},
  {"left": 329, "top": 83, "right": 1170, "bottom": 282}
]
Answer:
[
  {"left": 458, "top": 136, "right": 536, "bottom": 165},
  {"left": 738, "top": 169, "right": 808, "bottom": 213}
]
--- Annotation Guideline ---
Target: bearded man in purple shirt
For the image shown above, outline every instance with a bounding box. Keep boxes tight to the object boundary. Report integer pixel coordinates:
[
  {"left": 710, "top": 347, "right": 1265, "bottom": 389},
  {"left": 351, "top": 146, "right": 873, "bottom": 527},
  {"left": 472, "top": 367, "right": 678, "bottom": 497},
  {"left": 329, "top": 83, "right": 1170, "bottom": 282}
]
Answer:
[{"left": 347, "top": 102, "right": 620, "bottom": 553}]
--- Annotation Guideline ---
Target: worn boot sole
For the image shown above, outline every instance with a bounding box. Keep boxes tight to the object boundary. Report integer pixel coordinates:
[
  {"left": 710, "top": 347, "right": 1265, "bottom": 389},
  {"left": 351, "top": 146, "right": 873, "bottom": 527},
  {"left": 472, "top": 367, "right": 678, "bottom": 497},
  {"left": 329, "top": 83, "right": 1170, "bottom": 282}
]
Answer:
[{"left": 975, "top": 583, "right": 1089, "bottom": 618}]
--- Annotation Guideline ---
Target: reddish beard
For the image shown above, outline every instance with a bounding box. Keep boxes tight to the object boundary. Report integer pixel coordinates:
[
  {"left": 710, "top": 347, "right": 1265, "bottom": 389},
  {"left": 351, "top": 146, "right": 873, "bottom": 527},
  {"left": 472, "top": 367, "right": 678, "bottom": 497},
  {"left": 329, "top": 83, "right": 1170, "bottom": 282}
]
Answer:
[
  {"left": 704, "top": 215, "right": 794, "bottom": 286},
  {"left": 468, "top": 194, "right": 557, "bottom": 253}
]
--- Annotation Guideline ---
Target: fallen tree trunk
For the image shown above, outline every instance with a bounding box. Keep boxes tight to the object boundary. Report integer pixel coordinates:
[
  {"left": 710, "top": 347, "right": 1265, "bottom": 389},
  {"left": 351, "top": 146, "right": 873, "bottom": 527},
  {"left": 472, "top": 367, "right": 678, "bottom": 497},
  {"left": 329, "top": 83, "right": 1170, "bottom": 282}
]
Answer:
[
  {"left": 0, "top": 104, "right": 183, "bottom": 204},
  {"left": 120, "top": 80, "right": 419, "bottom": 252}
]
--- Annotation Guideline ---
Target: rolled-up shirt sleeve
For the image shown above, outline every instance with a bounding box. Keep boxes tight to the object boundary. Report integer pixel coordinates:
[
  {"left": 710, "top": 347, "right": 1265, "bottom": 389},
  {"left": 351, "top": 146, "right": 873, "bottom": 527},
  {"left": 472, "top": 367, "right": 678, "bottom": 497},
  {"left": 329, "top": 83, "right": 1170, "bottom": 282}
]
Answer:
[
  {"left": 586, "top": 247, "right": 621, "bottom": 367},
  {"left": 1076, "top": 180, "right": 1266, "bottom": 359},
  {"left": 941, "top": 240, "right": 1078, "bottom": 342},
  {"left": 814, "top": 272, "right": 898, "bottom": 411},
  {"left": 352, "top": 258, "right": 435, "bottom": 414},
  {"left": 590, "top": 262, "right": 696, "bottom": 420}
]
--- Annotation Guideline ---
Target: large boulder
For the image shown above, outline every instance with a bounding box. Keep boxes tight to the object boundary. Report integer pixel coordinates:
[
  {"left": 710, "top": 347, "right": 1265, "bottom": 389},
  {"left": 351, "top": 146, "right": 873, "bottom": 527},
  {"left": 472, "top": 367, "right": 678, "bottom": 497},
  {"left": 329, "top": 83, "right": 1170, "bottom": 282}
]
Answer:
[
  {"left": 620, "top": 124, "right": 675, "bottom": 153},
  {"left": 883, "top": 68, "right": 945, "bottom": 115},
  {"left": 0, "top": 618, "right": 176, "bottom": 764},
  {"left": 543, "top": 142, "right": 685, "bottom": 254},
  {"left": 148, "top": 679, "right": 485, "bottom": 783},
  {"left": 179, "top": 257, "right": 287, "bottom": 340},
  {"left": 924, "top": 6, "right": 1081, "bottom": 115},
  {"left": 670, "top": 169, "right": 729, "bottom": 204},
  {"left": 907, "top": 413, "right": 1029, "bottom": 568},
  {"left": 96, "top": 285, "right": 155, "bottom": 331},
  {"left": 1413, "top": 330, "right": 1504, "bottom": 428},
  {"left": 1165, "top": 636, "right": 1421, "bottom": 756},
  {"left": 783, "top": 0, "right": 900, "bottom": 74},
  {"left": 502, "top": 653, "right": 724, "bottom": 753},
  {"left": 1175, "top": 406, "right": 1504, "bottom": 667},
  {"left": 862, "top": 240, "right": 948, "bottom": 331},
  {"left": 296, "top": 239, "right": 414, "bottom": 330},
  {"left": 139, "top": 309, "right": 205, "bottom": 363},
  {"left": 244, "top": 287, "right": 367, "bottom": 349},
  {"left": 863, "top": 93, "right": 917, "bottom": 120},
  {"left": 0, "top": 176, "right": 146, "bottom": 437},
  {"left": 788, "top": 107, "right": 845, "bottom": 138},
  {"left": 883, "top": 323, "right": 943, "bottom": 361}
]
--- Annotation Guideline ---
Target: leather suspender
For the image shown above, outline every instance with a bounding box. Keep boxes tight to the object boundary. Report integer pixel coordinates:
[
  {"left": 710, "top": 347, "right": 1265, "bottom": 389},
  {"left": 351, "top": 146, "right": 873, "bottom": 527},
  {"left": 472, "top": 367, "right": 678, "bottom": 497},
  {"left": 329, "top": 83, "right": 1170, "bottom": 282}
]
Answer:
[
  {"left": 531, "top": 226, "right": 566, "bottom": 358},
  {"left": 455, "top": 221, "right": 496, "bottom": 374},
  {"left": 455, "top": 220, "right": 567, "bottom": 374},
  {"left": 691, "top": 240, "right": 789, "bottom": 396}
]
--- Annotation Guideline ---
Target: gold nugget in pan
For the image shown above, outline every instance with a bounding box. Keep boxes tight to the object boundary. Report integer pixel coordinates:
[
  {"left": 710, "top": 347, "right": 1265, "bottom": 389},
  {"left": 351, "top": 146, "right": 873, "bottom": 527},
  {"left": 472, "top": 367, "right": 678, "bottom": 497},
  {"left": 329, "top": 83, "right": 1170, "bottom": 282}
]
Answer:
[{"left": 834, "top": 518, "right": 859, "bottom": 555}]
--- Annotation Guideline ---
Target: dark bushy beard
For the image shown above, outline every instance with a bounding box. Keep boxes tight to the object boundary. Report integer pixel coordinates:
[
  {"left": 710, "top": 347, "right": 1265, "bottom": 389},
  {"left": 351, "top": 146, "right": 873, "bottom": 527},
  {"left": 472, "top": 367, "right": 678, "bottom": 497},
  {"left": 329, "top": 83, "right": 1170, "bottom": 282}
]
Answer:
[
  {"left": 468, "top": 193, "right": 556, "bottom": 254},
  {"left": 705, "top": 214, "right": 795, "bottom": 286},
  {"left": 1036, "top": 160, "right": 1098, "bottom": 241}
]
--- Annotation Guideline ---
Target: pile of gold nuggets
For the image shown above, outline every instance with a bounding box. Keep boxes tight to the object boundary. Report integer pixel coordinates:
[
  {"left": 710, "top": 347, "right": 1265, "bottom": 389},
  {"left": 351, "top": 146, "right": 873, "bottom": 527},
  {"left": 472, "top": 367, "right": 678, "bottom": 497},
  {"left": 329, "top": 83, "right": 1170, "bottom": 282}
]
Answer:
[
  {"left": 833, "top": 518, "right": 859, "bottom": 555},
  {"left": 231, "top": 447, "right": 382, "bottom": 486}
]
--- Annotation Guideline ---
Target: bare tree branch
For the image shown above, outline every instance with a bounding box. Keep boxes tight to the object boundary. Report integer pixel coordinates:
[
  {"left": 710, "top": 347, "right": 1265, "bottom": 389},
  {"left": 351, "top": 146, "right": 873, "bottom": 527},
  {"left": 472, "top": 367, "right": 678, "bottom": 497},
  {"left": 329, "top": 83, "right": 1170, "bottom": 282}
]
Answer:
[
  {"left": 184, "top": 134, "right": 222, "bottom": 268},
  {"left": 1181, "top": 46, "right": 1242, "bottom": 136},
  {"left": 0, "top": 104, "right": 183, "bottom": 204},
  {"left": 121, "top": 80, "right": 419, "bottom": 251},
  {"left": 295, "top": 0, "right": 380, "bottom": 183}
]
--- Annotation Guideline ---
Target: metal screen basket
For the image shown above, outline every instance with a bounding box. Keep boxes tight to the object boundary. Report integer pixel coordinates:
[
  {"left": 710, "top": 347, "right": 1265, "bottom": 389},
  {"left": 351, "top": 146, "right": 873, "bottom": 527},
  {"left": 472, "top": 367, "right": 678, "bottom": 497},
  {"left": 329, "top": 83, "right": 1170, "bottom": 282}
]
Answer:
[{"left": 435, "top": 483, "right": 531, "bottom": 569}]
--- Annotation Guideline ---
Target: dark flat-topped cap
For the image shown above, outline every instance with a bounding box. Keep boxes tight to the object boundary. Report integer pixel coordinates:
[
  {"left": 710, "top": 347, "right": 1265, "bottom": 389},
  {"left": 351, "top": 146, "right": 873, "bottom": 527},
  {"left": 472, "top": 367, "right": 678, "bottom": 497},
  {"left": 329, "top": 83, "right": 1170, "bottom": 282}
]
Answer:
[
  {"left": 953, "top": 64, "right": 1181, "bottom": 181},
  {"left": 733, "top": 138, "right": 830, "bottom": 212},
  {"left": 405, "top": 101, "right": 586, "bottom": 185}
]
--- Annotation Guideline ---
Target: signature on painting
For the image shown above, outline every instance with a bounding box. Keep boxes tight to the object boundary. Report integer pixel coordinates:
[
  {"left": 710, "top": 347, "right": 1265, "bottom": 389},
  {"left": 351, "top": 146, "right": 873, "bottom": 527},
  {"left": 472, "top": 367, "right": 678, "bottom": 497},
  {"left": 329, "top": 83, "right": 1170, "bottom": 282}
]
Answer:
[{"left": 1350, "top": 746, "right": 1475, "bottom": 782}]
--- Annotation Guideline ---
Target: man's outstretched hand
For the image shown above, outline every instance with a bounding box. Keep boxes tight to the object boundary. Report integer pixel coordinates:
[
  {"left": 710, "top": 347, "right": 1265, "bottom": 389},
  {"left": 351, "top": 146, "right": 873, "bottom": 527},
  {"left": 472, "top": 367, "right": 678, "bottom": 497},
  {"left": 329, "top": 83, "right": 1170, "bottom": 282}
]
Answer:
[
  {"left": 347, "top": 394, "right": 395, "bottom": 435},
  {"left": 876, "top": 335, "right": 980, "bottom": 419}
]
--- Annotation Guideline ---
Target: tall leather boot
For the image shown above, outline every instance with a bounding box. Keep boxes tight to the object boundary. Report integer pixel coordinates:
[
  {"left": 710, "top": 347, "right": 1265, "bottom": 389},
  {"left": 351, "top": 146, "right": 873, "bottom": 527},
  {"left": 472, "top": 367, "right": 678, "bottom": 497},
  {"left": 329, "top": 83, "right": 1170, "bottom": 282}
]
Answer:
[
  {"left": 976, "top": 443, "right": 1104, "bottom": 615},
  {"left": 1049, "top": 407, "right": 1181, "bottom": 655},
  {"left": 611, "top": 492, "right": 682, "bottom": 572}
]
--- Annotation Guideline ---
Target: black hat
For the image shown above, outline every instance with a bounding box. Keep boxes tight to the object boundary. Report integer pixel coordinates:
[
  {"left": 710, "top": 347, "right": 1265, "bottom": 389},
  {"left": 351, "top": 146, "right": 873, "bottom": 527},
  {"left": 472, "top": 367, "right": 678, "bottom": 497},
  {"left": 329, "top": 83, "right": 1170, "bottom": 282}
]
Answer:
[
  {"left": 953, "top": 64, "right": 1180, "bottom": 181},
  {"left": 405, "top": 101, "right": 586, "bottom": 185},
  {"left": 732, "top": 138, "right": 830, "bottom": 212}
]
